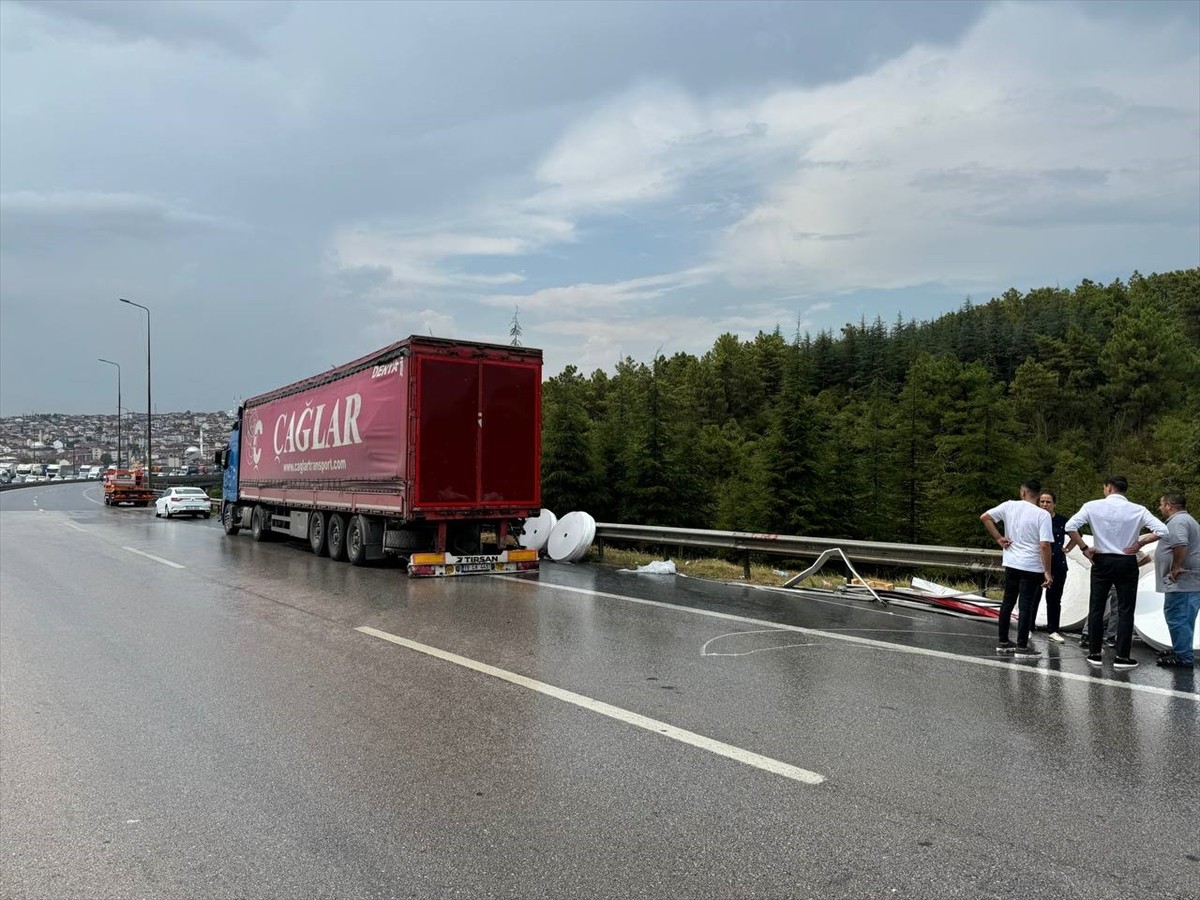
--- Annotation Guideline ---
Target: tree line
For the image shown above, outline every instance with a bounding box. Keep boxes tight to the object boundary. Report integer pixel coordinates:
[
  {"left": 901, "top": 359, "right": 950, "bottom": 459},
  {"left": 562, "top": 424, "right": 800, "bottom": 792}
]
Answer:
[{"left": 540, "top": 268, "right": 1200, "bottom": 549}]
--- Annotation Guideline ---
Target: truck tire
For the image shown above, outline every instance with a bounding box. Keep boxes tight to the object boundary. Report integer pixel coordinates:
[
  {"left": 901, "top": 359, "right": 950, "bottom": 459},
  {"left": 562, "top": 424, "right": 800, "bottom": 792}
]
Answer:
[
  {"left": 222, "top": 502, "right": 240, "bottom": 536},
  {"left": 327, "top": 513, "right": 348, "bottom": 561},
  {"left": 308, "top": 510, "right": 328, "bottom": 557},
  {"left": 346, "top": 515, "right": 369, "bottom": 566},
  {"left": 251, "top": 505, "right": 270, "bottom": 542}
]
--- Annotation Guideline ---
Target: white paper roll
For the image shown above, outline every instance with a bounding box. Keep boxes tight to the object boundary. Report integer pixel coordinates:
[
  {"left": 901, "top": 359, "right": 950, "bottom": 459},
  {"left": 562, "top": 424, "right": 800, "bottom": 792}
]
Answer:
[
  {"left": 1134, "top": 583, "right": 1200, "bottom": 652},
  {"left": 518, "top": 509, "right": 557, "bottom": 552},
  {"left": 548, "top": 511, "right": 596, "bottom": 563},
  {"left": 1035, "top": 537, "right": 1092, "bottom": 630}
]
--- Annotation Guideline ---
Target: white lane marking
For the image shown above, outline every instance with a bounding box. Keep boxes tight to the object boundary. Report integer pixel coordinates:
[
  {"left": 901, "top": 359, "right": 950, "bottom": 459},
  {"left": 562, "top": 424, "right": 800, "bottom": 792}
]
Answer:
[
  {"left": 702, "top": 630, "right": 820, "bottom": 657},
  {"left": 82, "top": 487, "right": 103, "bottom": 505},
  {"left": 122, "top": 547, "right": 185, "bottom": 569},
  {"left": 355, "top": 625, "right": 825, "bottom": 785},
  {"left": 64, "top": 521, "right": 87, "bottom": 532},
  {"left": 499, "top": 578, "right": 1199, "bottom": 703}
]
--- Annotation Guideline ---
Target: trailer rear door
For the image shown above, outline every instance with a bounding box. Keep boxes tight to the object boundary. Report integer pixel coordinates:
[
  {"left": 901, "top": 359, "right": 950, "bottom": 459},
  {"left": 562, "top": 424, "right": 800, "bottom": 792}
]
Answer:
[
  {"left": 414, "top": 354, "right": 539, "bottom": 509},
  {"left": 479, "top": 361, "right": 538, "bottom": 503}
]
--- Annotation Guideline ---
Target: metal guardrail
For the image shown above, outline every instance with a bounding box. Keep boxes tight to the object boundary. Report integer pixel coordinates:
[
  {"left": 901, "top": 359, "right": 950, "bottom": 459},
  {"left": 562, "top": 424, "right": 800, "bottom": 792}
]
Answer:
[{"left": 593, "top": 523, "right": 1003, "bottom": 578}]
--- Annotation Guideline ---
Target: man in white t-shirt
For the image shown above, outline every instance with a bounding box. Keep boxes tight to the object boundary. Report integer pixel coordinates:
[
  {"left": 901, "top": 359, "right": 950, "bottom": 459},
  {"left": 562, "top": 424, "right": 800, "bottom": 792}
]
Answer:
[{"left": 981, "top": 480, "right": 1054, "bottom": 658}]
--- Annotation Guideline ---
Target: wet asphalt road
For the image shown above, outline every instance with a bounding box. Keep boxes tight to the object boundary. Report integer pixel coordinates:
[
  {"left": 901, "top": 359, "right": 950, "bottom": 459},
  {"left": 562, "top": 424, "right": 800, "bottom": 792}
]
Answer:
[{"left": 2, "top": 482, "right": 1197, "bottom": 900}]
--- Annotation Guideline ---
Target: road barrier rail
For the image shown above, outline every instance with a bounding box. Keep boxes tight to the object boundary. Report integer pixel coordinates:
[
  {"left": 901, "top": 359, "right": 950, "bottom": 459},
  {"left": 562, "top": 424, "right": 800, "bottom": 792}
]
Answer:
[{"left": 593, "top": 522, "right": 1003, "bottom": 578}]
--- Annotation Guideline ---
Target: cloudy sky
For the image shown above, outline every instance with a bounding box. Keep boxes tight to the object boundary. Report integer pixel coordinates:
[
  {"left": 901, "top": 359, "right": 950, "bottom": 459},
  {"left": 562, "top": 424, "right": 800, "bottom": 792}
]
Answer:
[{"left": 1, "top": 0, "right": 1197, "bottom": 416}]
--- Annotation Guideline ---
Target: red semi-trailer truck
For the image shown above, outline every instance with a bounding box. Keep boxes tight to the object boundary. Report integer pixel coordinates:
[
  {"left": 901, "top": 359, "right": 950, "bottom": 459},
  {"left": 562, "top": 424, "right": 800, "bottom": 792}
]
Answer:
[{"left": 215, "top": 336, "right": 542, "bottom": 576}]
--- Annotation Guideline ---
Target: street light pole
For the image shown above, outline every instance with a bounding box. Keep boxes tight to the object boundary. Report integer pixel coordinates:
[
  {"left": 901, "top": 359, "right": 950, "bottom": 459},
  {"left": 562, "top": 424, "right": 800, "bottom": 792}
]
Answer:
[
  {"left": 119, "top": 298, "right": 151, "bottom": 489},
  {"left": 98, "top": 358, "right": 122, "bottom": 469}
]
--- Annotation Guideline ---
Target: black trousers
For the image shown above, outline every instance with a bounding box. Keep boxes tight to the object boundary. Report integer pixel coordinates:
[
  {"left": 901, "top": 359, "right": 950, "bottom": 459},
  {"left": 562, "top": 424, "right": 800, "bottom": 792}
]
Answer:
[
  {"left": 1035, "top": 560, "right": 1068, "bottom": 633},
  {"left": 1000, "top": 567, "right": 1042, "bottom": 646},
  {"left": 1088, "top": 554, "right": 1139, "bottom": 657}
]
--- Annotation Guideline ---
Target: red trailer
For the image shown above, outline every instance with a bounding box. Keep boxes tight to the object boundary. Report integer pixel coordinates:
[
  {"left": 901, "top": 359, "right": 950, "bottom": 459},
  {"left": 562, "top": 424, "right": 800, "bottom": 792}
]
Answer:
[{"left": 216, "top": 337, "right": 542, "bottom": 575}]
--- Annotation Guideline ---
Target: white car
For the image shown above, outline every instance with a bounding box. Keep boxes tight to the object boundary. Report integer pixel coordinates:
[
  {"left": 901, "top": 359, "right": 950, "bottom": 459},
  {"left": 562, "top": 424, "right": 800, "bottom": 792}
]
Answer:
[{"left": 155, "top": 486, "right": 212, "bottom": 519}]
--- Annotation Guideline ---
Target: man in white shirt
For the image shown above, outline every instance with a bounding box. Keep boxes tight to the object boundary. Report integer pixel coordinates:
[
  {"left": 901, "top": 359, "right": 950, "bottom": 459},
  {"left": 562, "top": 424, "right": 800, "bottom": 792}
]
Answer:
[
  {"left": 1065, "top": 475, "right": 1169, "bottom": 670},
  {"left": 981, "top": 480, "right": 1054, "bottom": 658}
]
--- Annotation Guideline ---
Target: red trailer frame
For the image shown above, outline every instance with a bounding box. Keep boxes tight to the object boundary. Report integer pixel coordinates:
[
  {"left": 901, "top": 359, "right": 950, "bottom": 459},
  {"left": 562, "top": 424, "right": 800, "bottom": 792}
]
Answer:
[{"left": 226, "top": 337, "right": 542, "bottom": 574}]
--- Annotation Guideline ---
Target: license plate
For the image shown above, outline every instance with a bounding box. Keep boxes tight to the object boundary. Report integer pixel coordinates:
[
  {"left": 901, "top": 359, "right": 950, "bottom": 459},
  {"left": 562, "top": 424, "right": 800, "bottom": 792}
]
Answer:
[{"left": 457, "top": 563, "right": 496, "bottom": 573}]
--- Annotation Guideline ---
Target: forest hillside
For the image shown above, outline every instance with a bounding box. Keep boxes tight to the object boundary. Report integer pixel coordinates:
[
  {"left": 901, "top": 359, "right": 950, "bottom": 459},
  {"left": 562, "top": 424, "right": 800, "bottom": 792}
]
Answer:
[{"left": 539, "top": 268, "right": 1200, "bottom": 549}]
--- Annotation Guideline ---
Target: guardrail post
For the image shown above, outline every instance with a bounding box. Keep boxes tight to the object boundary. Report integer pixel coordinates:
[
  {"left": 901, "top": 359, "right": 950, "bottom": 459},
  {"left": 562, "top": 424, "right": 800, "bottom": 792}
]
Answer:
[
  {"left": 596, "top": 537, "right": 605, "bottom": 561},
  {"left": 743, "top": 551, "right": 751, "bottom": 580}
]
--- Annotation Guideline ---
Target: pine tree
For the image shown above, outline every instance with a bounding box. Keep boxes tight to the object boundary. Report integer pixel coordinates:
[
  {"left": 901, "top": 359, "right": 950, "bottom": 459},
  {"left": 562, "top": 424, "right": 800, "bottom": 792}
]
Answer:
[
  {"left": 508, "top": 306, "right": 523, "bottom": 347},
  {"left": 540, "top": 366, "right": 597, "bottom": 515}
]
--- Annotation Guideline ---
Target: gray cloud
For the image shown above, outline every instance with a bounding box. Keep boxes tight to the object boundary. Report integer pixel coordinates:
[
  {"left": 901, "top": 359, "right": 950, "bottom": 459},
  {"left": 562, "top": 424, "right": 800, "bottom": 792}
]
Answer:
[
  {"left": 909, "top": 165, "right": 1111, "bottom": 195},
  {"left": 13, "top": 0, "right": 291, "bottom": 58},
  {"left": 0, "top": 191, "right": 228, "bottom": 248},
  {"left": 0, "top": 0, "right": 1196, "bottom": 416}
]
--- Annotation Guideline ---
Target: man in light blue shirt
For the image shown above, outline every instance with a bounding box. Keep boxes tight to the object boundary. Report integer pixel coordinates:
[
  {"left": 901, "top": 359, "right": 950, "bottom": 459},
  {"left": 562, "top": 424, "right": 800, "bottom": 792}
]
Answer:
[{"left": 1065, "top": 475, "right": 1169, "bottom": 671}]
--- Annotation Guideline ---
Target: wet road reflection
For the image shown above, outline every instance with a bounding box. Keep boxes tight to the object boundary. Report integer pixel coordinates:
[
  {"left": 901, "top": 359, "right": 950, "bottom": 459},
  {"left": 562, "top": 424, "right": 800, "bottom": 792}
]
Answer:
[{"left": 3, "top": 482, "right": 1197, "bottom": 900}]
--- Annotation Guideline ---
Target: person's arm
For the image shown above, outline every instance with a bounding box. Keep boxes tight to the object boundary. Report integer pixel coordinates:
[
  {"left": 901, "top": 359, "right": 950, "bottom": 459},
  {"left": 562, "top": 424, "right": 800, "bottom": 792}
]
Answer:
[
  {"left": 980, "top": 512, "right": 1011, "bottom": 549},
  {"left": 1064, "top": 506, "right": 1093, "bottom": 558},
  {"left": 1167, "top": 544, "right": 1187, "bottom": 583},
  {"left": 1126, "top": 511, "right": 1169, "bottom": 554},
  {"left": 1040, "top": 541, "right": 1053, "bottom": 587},
  {"left": 1145, "top": 511, "right": 1170, "bottom": 538},
  {"left": 1125, "top": 533, "right": 1161, "bottom": 554}
]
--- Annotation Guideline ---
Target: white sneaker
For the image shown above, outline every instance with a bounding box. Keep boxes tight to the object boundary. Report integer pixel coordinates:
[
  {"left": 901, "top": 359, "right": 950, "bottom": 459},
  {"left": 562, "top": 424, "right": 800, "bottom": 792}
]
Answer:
[{"left": 1047, "top": 632, "right": 1066, "bottom": 644}]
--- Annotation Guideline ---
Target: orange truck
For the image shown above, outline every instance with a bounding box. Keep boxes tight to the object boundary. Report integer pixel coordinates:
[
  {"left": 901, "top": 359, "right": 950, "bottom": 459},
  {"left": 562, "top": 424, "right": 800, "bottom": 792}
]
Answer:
[{"left": 103, "top": 469, "right": 156, "bottom": 507}]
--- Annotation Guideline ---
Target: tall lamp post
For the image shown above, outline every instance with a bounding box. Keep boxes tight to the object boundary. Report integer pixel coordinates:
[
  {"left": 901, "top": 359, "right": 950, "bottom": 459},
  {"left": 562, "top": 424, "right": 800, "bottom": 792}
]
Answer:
[
  {"left": 119, "top": 298, "right": 152, "bottom": 488},
  {"left": 98, "top": 358, "right": 122, "bottom": 469}
]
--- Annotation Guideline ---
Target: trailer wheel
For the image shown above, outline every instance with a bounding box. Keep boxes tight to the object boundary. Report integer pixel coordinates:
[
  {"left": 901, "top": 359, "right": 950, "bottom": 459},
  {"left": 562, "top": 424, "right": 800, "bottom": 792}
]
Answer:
[
  {"left": 327, "top": 513, "right": 348, "bottom": 561},
  {"left": 308, "top": 510, "right": 328, "bottom": 557},
  {"left": 222, "top": 502, "right": 240, "bottom": 536},
  {"left": 346, "top": 515, "right": 369, "bottom": 566},
  {"left": 251, "top": 505, "right": 270, "bottom": 542}
]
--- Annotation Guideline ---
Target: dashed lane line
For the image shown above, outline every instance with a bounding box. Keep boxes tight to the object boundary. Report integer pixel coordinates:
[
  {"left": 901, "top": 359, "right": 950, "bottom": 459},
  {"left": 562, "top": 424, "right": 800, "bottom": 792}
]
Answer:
[
  {"left": 122, "top": 546, "right": 185, "bottom": 569},
  {"left": 355, "top": 625, "right": 826, "bottom": 786}
]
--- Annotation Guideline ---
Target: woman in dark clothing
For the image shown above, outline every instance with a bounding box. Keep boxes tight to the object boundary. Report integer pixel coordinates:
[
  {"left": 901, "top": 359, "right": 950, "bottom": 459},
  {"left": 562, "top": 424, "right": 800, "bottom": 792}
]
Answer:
[{"left": 1036, "top": 491, "right": 1070, "bottom": 642}]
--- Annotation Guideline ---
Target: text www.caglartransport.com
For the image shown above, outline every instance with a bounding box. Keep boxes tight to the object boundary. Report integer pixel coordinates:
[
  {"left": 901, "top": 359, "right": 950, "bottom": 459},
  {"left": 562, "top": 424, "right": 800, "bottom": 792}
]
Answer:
[{"left": 281, "top": 459, "right": 348, "bottom": 474}]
